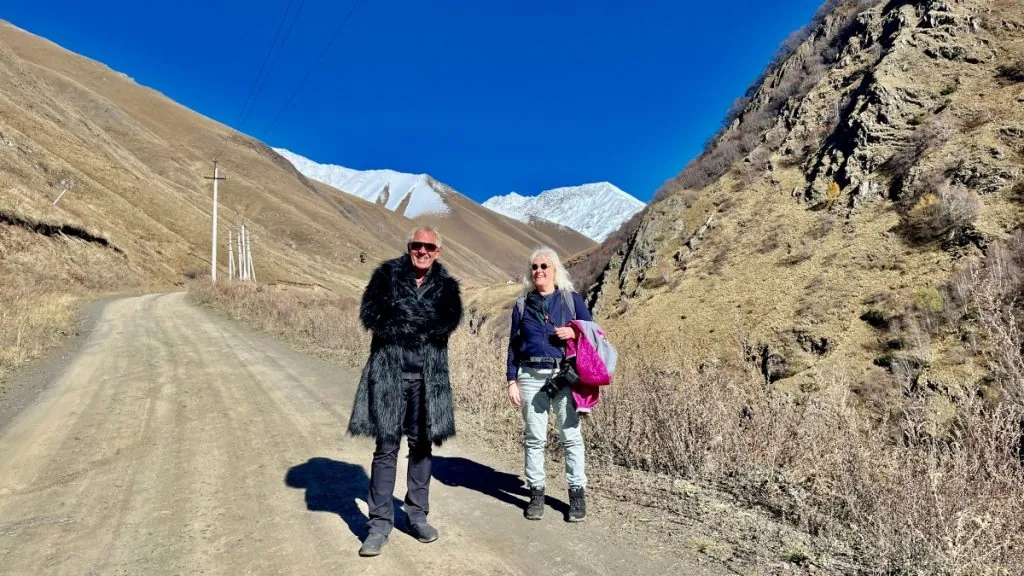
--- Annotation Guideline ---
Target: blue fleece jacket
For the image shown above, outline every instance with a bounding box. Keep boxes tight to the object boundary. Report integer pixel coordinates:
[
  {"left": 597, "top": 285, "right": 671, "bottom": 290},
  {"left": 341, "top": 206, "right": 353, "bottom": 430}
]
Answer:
[{"left": 506, "top": 289, "right": 593, "bottom": 382}]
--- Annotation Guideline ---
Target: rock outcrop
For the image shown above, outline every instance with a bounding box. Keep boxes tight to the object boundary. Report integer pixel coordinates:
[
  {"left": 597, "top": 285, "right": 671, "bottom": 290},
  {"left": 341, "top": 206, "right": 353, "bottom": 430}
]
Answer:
[{"left": 580, "top": 0, "right": 1024, "bottom": 390}]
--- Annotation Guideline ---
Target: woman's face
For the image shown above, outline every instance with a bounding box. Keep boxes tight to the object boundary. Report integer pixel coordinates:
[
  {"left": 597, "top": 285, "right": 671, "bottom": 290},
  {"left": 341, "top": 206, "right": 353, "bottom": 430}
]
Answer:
[{"left": 531, "top": 256, "right": 555, "bottom": 291}]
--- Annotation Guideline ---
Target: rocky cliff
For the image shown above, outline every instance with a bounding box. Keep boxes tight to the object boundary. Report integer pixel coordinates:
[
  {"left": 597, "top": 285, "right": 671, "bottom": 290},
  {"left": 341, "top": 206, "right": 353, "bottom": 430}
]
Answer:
[{"left": 581, "top": 0, "right": 1024, "bottom": 394}]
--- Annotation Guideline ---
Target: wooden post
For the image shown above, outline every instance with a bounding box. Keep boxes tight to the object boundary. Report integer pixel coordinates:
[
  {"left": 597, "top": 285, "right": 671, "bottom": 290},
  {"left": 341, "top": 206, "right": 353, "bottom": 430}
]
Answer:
[{"left": 204, "top": 161, "right": 226, "bottom": 282}]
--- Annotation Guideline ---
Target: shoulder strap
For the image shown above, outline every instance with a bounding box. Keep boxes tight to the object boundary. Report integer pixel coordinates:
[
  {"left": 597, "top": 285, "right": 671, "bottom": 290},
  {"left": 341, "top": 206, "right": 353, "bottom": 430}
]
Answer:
[
  {"left": 562, "top": 289, "right": 576, "bottom": 320},
  {"left": 516, "top": 292, "right": 574, "bottom": 334},
  {"left": 515, "top": 296, "right": 526, "bottom": 338}
]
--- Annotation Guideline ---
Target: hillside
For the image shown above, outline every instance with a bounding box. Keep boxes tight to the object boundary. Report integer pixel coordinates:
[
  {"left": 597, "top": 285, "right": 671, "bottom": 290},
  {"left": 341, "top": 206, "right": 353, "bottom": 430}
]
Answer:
[
  {"left": 577, "top": 0, "right": 1024, "bottom": 395},
  {"left": 0, "top": 20, "right": 428, "bottom": 295},
  {"left": 0, "top": 18, "right": 591, "bottom": 383}
]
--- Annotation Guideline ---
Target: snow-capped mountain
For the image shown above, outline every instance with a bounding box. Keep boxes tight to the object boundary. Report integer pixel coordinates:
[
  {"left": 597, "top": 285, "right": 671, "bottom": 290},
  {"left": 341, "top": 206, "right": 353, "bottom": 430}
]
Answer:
[
  {"left": 276, "top": 147, "right": 639, "bottom": 242},
  {"left": 274, "top": 148, "right": 450, "bottom": 218},
  {"left": 483, "top": 183, "right": 644, "bottom": 242}
]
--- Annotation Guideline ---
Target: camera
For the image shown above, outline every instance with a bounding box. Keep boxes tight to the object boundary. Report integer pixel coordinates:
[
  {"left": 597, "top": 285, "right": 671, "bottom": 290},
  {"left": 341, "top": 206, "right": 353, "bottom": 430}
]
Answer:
[{"left": 541, "top": 357, "right": 579, "bottom": 397}]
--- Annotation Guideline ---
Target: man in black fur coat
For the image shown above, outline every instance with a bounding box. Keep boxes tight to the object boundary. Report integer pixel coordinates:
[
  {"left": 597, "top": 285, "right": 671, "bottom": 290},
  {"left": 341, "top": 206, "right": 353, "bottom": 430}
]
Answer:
[{"left": 349, "top": 226, "right": 462, "bottom": 557}]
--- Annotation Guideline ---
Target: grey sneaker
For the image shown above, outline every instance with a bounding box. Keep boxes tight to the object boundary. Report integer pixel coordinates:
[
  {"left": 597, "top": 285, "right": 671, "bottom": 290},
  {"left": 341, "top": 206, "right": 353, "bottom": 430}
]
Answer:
[
  {"left": 524, "top": 486, "right": 545, "bottom": 520},
  {"left": 358, "top": 532, "right": 389, "bottom": 557},
  {"left": 409, "top": 522, "right": 439, "bottom": 543},
  {"left": 567, "top": 486, "right": 586, "bottom": 522}
]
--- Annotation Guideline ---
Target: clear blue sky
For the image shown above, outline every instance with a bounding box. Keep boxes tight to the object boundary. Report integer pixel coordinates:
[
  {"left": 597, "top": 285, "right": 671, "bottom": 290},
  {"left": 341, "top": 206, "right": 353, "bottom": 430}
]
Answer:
[{"left": 3, "top": 0, "right": 823, "bottom": 202}]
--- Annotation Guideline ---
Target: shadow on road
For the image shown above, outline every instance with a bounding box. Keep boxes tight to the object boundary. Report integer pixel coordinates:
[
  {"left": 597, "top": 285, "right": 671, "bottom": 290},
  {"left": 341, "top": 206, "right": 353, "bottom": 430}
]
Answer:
[
  {"left": 432, "top": 455, "right": 568, "bottom": 515},
  {"left": 284, "top": 457, "right": 406, "bottom": 540}
]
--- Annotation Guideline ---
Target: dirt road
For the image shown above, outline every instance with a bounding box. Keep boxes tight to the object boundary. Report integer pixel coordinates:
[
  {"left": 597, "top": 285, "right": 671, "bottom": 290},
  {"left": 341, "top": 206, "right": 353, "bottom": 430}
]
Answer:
[{"left": 0, "top": 293, "right": 724, "bottom": 575}]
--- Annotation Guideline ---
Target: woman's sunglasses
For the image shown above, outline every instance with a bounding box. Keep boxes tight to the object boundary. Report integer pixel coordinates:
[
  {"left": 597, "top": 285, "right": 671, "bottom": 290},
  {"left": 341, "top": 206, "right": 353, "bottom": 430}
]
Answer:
[
  {"left": 531, "top": 263, "right": 549, "bottom": 271},
  {"left": 408, "top": 241, "right": 438, "bottom": 253}
]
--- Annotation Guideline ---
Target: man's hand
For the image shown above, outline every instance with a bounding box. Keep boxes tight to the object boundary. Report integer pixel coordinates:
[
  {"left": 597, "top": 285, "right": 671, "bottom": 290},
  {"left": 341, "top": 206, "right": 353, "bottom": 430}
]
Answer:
[
  {"left": 507, "top": 381, "right": 521, "bottom": 407},
  {"left": 554, "top": 327, "right": 574, "bottom": 341}
]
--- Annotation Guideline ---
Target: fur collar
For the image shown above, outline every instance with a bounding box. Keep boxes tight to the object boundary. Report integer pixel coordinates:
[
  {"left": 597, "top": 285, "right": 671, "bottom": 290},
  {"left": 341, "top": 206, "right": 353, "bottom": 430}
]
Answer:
[{"left": 360, "top": 254, "right": 462, "bottom": 346}]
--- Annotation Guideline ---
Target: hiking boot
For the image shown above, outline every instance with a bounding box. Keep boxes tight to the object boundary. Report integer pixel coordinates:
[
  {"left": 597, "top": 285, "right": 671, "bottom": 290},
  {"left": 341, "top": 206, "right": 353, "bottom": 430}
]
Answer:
[
  {"left": 567, "top": 486, "right": 587, "bottom": 522},
  {"left": 409, "top": 522, "right": 439, "bottom": 543},
  {"left": 358, "top": 532, "right": 389, "bottom": 557},
  {"left": 524, "top": 486, "right": 545, "bottom": 520}
]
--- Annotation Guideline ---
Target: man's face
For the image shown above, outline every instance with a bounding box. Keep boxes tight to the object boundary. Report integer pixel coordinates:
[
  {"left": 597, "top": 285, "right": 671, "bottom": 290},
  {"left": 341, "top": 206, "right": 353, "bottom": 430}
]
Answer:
[{"left": 408, "top": 230, "right": 442, "bottom": 272}]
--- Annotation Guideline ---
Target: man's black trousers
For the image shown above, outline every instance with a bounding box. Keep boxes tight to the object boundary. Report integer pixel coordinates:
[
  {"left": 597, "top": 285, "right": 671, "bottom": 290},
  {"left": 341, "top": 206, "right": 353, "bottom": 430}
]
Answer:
[{"left": 366, "top": 377, "right": 431, "bottom": 534}]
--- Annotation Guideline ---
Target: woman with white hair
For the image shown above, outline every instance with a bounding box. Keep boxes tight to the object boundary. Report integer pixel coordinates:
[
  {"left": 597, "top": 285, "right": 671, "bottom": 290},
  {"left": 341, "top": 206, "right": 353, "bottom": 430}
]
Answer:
[{"left": 506, "top": 246, "right": 593, "bottom": 522}]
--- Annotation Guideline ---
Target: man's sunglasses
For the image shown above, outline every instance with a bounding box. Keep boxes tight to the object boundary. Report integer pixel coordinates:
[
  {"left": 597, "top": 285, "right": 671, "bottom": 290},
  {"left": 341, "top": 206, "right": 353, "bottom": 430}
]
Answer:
[
  {"left": 408, "top": 241, "right": 438, "bottom": 253},
  {"left": 531, "top": 263, "right": 549, "bottom": 270}
]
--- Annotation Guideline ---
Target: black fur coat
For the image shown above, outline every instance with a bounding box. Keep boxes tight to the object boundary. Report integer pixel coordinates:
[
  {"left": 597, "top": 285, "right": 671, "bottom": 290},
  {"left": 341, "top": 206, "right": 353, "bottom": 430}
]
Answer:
[{"left": 347, "top": 255, "right": 463, "bottom": 446}]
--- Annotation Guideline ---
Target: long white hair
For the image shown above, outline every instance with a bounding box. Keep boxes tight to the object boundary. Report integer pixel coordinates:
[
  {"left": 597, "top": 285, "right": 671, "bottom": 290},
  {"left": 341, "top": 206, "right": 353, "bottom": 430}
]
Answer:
[{"left": 522, "top": 246, "right": 574, "bottom": 295}]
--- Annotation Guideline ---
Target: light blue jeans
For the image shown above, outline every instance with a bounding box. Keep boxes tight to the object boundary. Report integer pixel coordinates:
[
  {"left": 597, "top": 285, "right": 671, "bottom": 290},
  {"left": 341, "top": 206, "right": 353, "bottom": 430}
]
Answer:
[{"left": 517, "top": 366, "right": 587, "bottom": 489}]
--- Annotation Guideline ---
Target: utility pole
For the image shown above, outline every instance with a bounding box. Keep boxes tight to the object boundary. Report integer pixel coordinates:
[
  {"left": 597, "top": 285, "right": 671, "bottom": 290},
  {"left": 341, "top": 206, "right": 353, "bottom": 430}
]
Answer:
[{"left": 204, "top": 161, "right": 227, "bottom": 282}]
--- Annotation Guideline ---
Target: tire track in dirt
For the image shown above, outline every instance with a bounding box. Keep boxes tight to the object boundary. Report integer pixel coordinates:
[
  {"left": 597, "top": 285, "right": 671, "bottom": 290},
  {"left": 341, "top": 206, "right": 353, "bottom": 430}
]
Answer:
[{"left": 0, "top": 293, "right": 727, "bottom": 575}]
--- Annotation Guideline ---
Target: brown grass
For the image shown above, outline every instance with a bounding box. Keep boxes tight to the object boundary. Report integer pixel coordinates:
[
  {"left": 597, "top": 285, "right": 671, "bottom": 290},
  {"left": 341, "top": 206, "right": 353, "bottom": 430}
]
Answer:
[
  {"left": 0, "top": 221, "right": 139, "bottom": 384},
  {"left": 0, "top": 287, "right": 77, "bottom": 382},
  {"left": 187, "top": 280, "right": 370, "bottom": 366}
]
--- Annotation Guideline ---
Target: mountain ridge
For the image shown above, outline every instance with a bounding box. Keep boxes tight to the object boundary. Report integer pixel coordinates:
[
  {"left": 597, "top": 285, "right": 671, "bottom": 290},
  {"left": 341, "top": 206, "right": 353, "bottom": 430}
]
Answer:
[{"left": 483, "top": 182, "right": 644, "bottom": 242}]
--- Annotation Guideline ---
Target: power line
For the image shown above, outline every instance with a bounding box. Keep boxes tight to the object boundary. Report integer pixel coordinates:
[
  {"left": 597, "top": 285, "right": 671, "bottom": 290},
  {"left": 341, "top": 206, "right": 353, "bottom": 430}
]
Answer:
[
  {"left": 211, "top": 0, "right": 298, "bottom": 163},
  {"left": 235, "top": 0, "right": 297, "bottom": 129},
  {"left": 239, "top": 0, "right": 309, "bottom": 129},
  {"left": 261, "top": 0, "right": 361, "bottom": 139}
]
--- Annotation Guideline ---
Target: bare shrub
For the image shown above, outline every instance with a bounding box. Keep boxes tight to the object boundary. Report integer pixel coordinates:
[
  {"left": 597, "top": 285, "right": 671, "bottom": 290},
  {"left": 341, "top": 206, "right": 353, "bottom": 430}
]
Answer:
[
  {"left": 900, "top": 182, "right": 980, "bottom": 244},
  {"left": 759, "top": 228, "right": 783, "bottom": 254},
  {"left": 587, "top": 354, "right": 1024, "bottom": 573},
  {"left": 997, "top": 58, "right": 1024, "bottom": 83},
  {"left": 780, "top": 239, "right": 814, "bottom": 266},
  {"left": 879, "top": 115, "right": 956, "bottom": 186},
  {"left": 1010, "top": 181, "right": 1024, "bottom": 203},
  {"left": 679, "top": 188, "right": 701, "bottom": 207},
  {"left": 187, "top": 280, "right": 369, "bottom": 365},
  {"left": 709, "top": 248, "right": 729, "bottom": 275},
  {"left": 962, "top": 108, "right": 994, "bottom": 131},
  {"left": 808, "top": 212, "right": 836, "bottom": 240},
  {"left": 965, "top": 236, "right": 1024, "bottom": 401},
  {"left": 444, "top": 294, "right": 1024, "bottom": 574},
  {"left": 448, "top": 329, "right": 522, "bottom": 444},
  {"left": 640, "top": 272, "right": 670, "bottom": 289}
]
